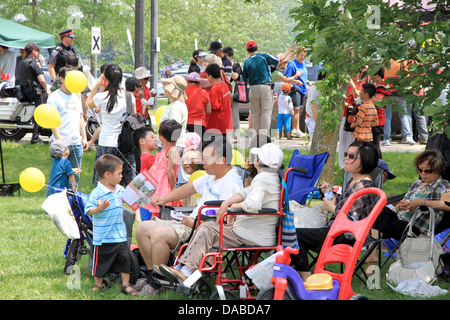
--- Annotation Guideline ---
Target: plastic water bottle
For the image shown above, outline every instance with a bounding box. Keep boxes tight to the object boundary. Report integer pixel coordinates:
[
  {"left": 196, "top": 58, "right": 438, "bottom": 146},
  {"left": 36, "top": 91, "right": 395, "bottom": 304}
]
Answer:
[{"left": 324, "top": 184, "right": 334, "bottom": 200}]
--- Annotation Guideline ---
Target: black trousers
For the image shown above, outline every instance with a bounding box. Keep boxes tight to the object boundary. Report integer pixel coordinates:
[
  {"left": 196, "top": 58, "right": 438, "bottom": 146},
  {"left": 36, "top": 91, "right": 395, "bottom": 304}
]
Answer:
[{"left": 21, "top": 86, "right": 47, "bottom": 142}]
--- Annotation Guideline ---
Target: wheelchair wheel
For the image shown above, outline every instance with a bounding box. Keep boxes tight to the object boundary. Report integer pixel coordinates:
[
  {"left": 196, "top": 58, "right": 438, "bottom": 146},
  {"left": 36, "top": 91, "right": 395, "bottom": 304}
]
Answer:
[
  {"left": 256, "top": 285, "right": 294, "bottom": 300},
  {"left": 64, "top": 239, "right": 80, "bottom": 275},
  {"left": 191, "top": 277, "right": 212, "bottom": 299},
  {"left": 210, "top": 288, "right": 238, "bottom": 300}
]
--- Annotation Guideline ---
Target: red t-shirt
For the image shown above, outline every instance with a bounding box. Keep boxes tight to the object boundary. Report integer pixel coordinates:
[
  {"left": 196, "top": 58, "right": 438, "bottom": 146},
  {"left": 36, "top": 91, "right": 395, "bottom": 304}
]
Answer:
[
  {"left": 185, "top": 85, "right": 210, "bottom": 127},
  {"left": 140, "top": 153, "right": 155, "bottom": 173},
  {"left": 206, "top": 82, "right": 232, "bottom": 133}
]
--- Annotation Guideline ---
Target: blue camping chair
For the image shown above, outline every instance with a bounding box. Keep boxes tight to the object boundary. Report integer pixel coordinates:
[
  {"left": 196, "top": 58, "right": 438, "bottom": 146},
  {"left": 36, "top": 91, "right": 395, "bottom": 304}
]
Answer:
[{"left": 287, "top": 150, "right": 329, "bottom": 205}]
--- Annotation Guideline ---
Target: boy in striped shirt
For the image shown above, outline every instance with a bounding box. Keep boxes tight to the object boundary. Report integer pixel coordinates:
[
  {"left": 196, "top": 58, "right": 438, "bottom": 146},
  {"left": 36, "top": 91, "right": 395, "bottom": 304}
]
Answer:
[
  {"left": 351, "top": 83, "right": 378, "bottom": 142},
  {"left": 85, "top": 154, "right": 136, "bottom": 295}
]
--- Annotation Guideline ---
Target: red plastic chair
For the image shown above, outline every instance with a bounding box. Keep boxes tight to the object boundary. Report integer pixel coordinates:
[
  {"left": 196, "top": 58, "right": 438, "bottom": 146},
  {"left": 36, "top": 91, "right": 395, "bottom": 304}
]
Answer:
[{"left": 313, "top": 187, "right": 387, "bottom": 300}]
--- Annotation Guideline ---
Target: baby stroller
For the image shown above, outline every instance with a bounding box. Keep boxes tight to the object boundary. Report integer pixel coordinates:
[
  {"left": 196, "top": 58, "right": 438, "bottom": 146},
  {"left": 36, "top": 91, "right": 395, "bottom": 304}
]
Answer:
[{"left": 62, "top": 190, "right": 140, "bottom": 286}]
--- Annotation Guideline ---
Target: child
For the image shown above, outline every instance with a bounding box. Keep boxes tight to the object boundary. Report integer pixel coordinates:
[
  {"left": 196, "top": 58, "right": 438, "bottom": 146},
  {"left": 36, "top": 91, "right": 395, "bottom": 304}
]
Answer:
[
  {"left": 84, "top": 154, "right": 136, "bottom": 295},
  {"left": 351, "top": 83, "right": 379, "bottom": 142},
  {"left": 125, "top": 76, "right": 146, "bottom": 119},
  {"left": 275, "top": 83, "right": 294, "bottom": 140},
  {"left": 46, "top": 138, "right": 78, "bottom": 197},
  {"left": 133, "top": 126, "right": 158, "bottom": 221},
  {"left": 205, "top": 63, "right": 232, "bottom": 135},
  {"left": 144, "top": 119, "right": 182, "bottom": 218},
  {"left": 180, "top": 149, "right": 203, "bottom": 207}
]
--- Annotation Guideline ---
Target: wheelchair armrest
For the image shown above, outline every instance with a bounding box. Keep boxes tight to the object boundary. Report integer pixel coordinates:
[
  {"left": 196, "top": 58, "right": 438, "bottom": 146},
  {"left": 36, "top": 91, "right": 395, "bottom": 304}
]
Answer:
[
  {"left": 203, "top": 200, "right": 224, "bottom": 206},
  {"left": 228, "top": 208, "right": 278, "bottom": 214}
]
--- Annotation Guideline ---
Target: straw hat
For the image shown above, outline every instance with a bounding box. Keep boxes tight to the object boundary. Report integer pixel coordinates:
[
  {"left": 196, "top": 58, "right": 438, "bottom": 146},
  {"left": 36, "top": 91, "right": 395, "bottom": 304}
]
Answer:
[
  {"left": 161, "top": 75, "right": 188, "bottom": 102},
  {"left": 204, "top": 54, "right": 223, "bottom": 67}
]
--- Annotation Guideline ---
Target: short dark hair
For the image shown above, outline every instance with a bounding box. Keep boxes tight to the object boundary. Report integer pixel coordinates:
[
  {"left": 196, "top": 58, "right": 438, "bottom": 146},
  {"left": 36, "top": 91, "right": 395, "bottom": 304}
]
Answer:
[
  {"left": 66, "top": 55, "right": 79, "bottom": 67},
  {"left": 223, "top": 46, "right": 234, "bottom": 57},
  {"left": 133, "top": 125, "right": 154, "bottom": 149},
  {"left": 203, "top": 135, "right": 233, "bottom": 164},
  {"left": 94, "top": 154, "right": 123, "bottom": 178},
  {"left": 362, "top": 83, "right": 376, "bottom": 98},
  {"left": 205, "top": 63, "right": 221, "bottom": 79},
  {"left": 349, "top": 140, "right": 379, "bottom": 174},
  {"left": 125, "top": 76, "right": 141, "bottom": 92},
  {"left": 59, "top": 66, "right": 74, "bottom": 79},
  {"left": 414, "top": 149, "right": 447, "bottom": 175},
  {"left": 159, "top": 119, "right": 182, "bottom": 142},
  {"left": 373, "top": 65, "right": 385, "bottom": 79},
  {"left": 247, "top": 46, "right": 258, "bottom": 53}
]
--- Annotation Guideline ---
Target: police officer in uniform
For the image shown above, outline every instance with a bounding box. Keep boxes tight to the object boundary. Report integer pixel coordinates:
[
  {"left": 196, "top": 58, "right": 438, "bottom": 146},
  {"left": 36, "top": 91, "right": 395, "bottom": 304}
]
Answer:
[
  {"left": 48, "top": 29, "right": 76, "bottom": 81},
  {"left": 17, "top": 42, "right": 51, "bottom": 144}
]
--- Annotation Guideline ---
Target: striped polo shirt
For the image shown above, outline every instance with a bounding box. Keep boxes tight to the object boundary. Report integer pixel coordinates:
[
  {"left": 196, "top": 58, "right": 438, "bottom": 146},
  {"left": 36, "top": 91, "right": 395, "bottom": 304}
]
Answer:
[
  {"left": 354, "top": 100, "right": 378, "bottom": 141},
  {"left": 85, "top": 182, "right": 127, "bottom": 245}
]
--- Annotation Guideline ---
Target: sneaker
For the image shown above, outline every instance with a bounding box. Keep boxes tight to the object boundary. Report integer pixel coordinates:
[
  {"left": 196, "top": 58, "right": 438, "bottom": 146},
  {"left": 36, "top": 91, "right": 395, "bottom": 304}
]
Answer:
[
  {"left": 420, "top": 140, "right": 428, "bottom": 145},
  {"left": 405, "top": 136, "right": 416, "bottom": 145},
  {"left": 137, "top": 284, "right": 160, "bottom": 297},
  {"left": 381, "top": 139, "right": 391, "bottom": 146},
  {"left": 297, "top": 130, "right": 307, "bottom": 138}
]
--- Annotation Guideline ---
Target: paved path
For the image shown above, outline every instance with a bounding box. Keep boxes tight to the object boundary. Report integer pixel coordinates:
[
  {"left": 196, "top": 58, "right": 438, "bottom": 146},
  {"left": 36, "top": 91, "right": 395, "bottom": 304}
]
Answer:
[{"left": 22, "top": 118, "right": 426, "bottom": 154}]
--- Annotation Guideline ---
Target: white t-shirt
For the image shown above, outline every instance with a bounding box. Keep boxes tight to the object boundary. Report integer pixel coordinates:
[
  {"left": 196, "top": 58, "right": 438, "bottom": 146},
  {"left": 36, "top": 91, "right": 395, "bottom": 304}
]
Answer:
[
  {"left": 277, "top": 93, "right": 291, "bottom": 115},
  {"left": 47, "top": 89, "right": 83, "bottom": 145},
  {"left": 160, "top": 100, "right": 188, "bottom": 148},
  {"left": 93, "top": 90, "right": 135, "bottom": 147},
  {"left": 191, "top": 166, "right": 243, "bottom": 218},
  {"left": 305, "top": 84, "right": 321, "bottom": 120},
  {"left": 0, "top": 51, "right": 16, "bottom": 82},
  {"left": 234, "top": 171, "right": 280, "bottom": 246}
]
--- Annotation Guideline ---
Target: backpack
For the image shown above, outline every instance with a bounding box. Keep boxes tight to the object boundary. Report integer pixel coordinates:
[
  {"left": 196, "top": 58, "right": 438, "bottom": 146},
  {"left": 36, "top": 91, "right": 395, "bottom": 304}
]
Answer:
[{"left": 117, "top": 91, "right": 150, "bottom": 156}]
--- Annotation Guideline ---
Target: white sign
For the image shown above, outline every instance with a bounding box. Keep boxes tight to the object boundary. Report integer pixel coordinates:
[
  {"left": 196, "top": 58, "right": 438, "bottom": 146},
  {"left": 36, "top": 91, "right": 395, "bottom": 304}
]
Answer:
[{"left": 91, "top": 27, "right": 101, "bottom": 54}]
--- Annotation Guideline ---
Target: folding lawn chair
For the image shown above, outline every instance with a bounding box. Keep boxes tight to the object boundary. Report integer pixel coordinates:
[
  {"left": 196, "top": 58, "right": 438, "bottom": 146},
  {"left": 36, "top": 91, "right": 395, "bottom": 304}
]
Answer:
[{"left": 287, "top": 151, "right": 329, "bottom": 206}]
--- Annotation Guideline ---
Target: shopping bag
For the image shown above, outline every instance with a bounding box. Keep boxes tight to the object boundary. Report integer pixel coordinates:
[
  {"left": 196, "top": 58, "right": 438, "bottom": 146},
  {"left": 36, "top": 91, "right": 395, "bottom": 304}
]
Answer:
[
  {"left": 41, "top": 189, "right": 80, "bottom": 239},
  {"left": 245, "top": 251, "right": 283, "bottom": 290}
]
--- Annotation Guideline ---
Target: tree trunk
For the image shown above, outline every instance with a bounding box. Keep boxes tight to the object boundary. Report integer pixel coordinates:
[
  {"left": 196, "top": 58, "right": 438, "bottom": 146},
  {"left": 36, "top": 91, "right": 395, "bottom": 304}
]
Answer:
[{"left": 310, "top": 81, "right": 346, "bottom": 185}]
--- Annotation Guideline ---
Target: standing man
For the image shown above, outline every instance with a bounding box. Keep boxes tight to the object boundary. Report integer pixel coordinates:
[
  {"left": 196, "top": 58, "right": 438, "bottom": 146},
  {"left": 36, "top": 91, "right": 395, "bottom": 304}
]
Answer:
[
  {"left": 242, "top": 40, "right": 280, "bottom": 136},
  {"left": 48, "top": 29, "right": 77, "bottom": 81},
  {"left": 17, "top": 42, "right": 51, "bottom": 144},
  {"left": 209, "top": 41, "right": 233, "bottom": 79},
  {"left": 47, "top": 66, "right": 89, "bottom": 185}
]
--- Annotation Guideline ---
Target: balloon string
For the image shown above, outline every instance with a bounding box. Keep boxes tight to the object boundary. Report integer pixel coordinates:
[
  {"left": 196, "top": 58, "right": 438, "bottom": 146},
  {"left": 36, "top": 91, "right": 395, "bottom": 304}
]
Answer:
[{"left": 79, "top": 90, "right": 102, "bottom": 124}]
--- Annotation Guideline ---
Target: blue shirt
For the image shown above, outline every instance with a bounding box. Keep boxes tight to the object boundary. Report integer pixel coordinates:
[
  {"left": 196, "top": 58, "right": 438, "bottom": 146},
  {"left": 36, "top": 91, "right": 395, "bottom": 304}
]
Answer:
[
  {"left": 85, "top": 182, "right": 127, "bottom": 245},
  {"left": 47, "top": 157, "right": 74, "bottom": 197},
  {"left": 284, "top": 60, "right": 308, "bottom": 94},
  {"left": 242, "top": 53, "right": 279, "bottom": 85}
]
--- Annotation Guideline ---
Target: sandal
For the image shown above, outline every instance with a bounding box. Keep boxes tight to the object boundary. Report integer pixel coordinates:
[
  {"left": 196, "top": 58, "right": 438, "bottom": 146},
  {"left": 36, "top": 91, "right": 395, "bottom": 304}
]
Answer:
[
  {"left": 121, "top": 283, "right": 137, "bottom": 296},
  {"left": 92, "top": 284, "right": 103, "bottom": 292}
]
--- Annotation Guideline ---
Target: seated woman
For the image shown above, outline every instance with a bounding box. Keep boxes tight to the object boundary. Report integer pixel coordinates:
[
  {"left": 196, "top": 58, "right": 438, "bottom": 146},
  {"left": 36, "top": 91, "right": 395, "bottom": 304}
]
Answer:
[
  {"left": 291, "top": 140, "right": 380, "bottom": 281},
  {"left": 375, "top": 149, "right": 450, "bottom": 241}
]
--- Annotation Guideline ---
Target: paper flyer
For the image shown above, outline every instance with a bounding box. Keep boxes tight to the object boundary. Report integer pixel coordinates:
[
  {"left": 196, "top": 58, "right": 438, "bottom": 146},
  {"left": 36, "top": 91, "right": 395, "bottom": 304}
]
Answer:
[{"left": 122, "top": 170, "right": 157, "bottom": 211}]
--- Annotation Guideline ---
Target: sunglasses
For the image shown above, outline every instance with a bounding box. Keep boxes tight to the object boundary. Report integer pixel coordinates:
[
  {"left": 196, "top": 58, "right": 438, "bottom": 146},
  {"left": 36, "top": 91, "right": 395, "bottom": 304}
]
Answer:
[
  {"left": 344, "top": 152, "right": 359, "bottom": 160},
  {"left": 417, "top": 168, "right": 433, "bottom": 174}
]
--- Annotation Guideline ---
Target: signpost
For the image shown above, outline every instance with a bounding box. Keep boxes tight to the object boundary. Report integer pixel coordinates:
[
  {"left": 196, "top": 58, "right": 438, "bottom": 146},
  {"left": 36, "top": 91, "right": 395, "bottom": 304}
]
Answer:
[{"left": 91, "top": 27, "right": 101, "bottom": 77}]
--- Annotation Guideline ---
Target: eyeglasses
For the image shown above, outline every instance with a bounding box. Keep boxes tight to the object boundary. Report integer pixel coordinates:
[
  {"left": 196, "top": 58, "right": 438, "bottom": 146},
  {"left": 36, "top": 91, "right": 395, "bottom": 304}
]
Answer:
[
  {"left": 417, "top": 168, "right": 433, "bottom": 174},
  {"left": 344, "top": 152, "right": 359, "bottom": 160}
]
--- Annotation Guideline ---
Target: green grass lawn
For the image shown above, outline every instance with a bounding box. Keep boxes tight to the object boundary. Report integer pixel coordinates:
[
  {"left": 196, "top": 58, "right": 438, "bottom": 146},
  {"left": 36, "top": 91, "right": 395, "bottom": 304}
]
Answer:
[{"left": 0, "top": 138, "right": 449, "bottom": 300}]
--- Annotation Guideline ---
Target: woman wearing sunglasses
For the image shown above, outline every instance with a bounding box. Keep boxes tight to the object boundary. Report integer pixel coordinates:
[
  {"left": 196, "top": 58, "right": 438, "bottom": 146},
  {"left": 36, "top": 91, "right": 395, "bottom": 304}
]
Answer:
[
  {"left": 291, "top": 140, "right": 380, "bottom": 281},
  {"left": 375, "top": 149, "right": 450, "bottom": 241}
]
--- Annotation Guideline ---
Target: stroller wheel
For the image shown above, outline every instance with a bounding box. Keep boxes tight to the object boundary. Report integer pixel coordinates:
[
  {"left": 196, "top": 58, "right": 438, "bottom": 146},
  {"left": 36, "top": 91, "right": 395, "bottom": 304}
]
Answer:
[{"left": 64, "top": 239, "right": 80, "bottom": 275}]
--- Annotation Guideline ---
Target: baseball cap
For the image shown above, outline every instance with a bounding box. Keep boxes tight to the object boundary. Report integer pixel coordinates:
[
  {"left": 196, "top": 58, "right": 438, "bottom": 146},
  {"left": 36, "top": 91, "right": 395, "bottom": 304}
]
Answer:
[
  {"left": 250, "top": 143, "right": 284, "bottom": 169},
  {"left": 59, "top": 29, "right": 75, "bottom": 38},
  {"left": 24, "top": 42, "right": 41, "bottom": 52},
  {"left": 246, "top": 41, "right": 257, "bottom": 50},
  {"left": 208, "top": 41, "right": 222, "bottom": 53},
  {"left": 377, "top": 159, "right": 396, "bottom": 180},
  {"left": 49, "top": 138, "right": 72, "bottom": 159},
  {"left": 281, "top": 83, "right": 292, "bottom": 93}
]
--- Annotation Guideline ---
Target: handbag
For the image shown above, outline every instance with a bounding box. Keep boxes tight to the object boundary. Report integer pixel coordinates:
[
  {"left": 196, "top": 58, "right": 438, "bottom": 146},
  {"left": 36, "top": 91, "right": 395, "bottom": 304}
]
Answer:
[
  {"left": 387, "top": 207, "right": 445, "bottom": 284},
  {"left": 343, "top": 104, "right": 359, "bottom": 132},
  {"left": 232, "top": 76, "right": 250, "bottom": 103}
]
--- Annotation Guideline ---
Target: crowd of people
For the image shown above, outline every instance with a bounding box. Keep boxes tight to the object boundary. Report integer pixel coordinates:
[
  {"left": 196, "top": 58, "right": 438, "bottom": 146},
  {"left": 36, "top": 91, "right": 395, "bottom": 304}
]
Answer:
[{"left": 3, "top": 27, "right": 449, "bottom": 298}]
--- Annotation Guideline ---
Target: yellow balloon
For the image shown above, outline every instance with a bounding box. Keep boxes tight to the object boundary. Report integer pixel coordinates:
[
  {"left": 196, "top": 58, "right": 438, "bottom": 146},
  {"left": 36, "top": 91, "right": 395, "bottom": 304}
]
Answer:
[
  {"left": 34, "top": 104, "right": 61, "bottom": 129},
  {"left": 188, "top": 170, "right": 206, "bottom": 197},
  {"left": 19, "top": 167, "right": 45, "bottom": 193},
  {"left": 231, "top": 149, "right": 245, "bottom": 166},
  {"left": 155, "top": 105, "right": 167, "bottom": 125},
  {"left": 65, "top": 70, "right": 87, "bottom": 93}
]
